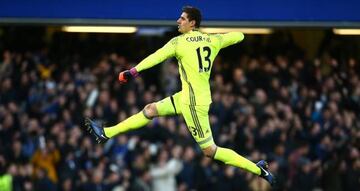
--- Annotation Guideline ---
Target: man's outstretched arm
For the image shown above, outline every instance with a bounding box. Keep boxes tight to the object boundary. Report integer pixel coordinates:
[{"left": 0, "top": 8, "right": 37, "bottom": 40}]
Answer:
[
  {"left": 219, "top": 32, "right": 244, "bottom": 48},
  {"left": 119, "top": 38, "right": 177, "bottom": 83}
]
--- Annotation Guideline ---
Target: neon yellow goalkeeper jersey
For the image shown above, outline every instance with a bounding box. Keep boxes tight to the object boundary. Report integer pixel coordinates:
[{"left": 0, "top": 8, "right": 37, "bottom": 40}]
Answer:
[{"left": 135, "top": 30, "right": 244, "bottom": 105}]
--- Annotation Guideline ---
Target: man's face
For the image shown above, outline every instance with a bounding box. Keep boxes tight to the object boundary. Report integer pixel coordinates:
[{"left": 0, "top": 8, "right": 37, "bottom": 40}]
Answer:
[{"left": 177, "top": 12, "right": 195, "bottom": 33}]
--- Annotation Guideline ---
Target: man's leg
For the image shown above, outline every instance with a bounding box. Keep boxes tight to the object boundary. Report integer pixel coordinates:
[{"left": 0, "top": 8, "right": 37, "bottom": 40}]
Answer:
[
  {"left": 180, "top": 104, "right": 275, "bottom": 186},
  {"left": 104, "top": 104, "right": 155, "bottom": 138},
  {"left": 104, "top": 91, "right": 181, "bottom": 138},
  {"left": 211, "top": 145, "right": 261, "bottom": 175},
  {"left": 208, "top": 144, "right": 275, "bottom": 186},
  {"left": 84, "top": 104, "right": 155, "bottom": 143},
  {"left": 85, "top": 92, "right": 181, "bottom": 142}
]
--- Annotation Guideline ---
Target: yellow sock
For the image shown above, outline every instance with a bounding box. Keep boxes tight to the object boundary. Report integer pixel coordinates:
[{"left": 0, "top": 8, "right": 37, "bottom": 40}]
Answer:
[
  {"left": 104, "top": 111, "right": 151, "bottom": 138},
  {"left": 214, "top": 147, "right": 261, "bottom": 175}
]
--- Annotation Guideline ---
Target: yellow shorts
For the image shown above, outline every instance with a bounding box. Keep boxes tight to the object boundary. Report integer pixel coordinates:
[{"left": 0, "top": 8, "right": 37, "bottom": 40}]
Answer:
[{"left": 155, "top": 92, "right": 214, "bottom": 149}]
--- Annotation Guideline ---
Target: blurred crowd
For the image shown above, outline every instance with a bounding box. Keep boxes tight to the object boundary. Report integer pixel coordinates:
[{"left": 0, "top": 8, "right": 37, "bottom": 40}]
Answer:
[{"left": 0, "top": 29, "right": 360, "bottom": 191}]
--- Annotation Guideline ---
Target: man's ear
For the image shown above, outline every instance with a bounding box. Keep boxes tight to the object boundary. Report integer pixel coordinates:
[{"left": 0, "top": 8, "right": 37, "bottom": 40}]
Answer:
[{"left": 190, "top": 20, "right": 196, "bottom": 28}]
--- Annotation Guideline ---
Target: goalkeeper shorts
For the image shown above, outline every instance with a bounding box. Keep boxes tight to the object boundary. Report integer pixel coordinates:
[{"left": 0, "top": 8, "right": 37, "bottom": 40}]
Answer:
[{"left": 155, "top": 92, "right": 214, "bottom": 149}]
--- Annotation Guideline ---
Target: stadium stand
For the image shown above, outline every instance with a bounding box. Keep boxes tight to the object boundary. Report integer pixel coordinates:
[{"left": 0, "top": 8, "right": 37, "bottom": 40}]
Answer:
[{"left": 0, "top": 27, "right": 359, "bottom": 191}]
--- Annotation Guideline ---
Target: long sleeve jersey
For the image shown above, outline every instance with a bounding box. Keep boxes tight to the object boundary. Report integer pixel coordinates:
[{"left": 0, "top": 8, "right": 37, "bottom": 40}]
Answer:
[{"left": 135, "top": 30, "right": 244, "bottom": 105}]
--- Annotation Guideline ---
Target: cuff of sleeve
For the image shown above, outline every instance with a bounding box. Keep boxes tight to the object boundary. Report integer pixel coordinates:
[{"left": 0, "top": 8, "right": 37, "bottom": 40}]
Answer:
[{"left": 130, "top": 68, "right": 139, "bottom": 77}]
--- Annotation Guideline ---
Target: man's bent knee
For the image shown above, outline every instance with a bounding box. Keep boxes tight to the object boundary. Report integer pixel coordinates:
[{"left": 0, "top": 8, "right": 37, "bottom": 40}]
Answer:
[
  {"left": 143, "top": 103, "right": 158, "bottom": 119},
  {"left": 202, "top": 144, "right": 217, "bottom": 158}
]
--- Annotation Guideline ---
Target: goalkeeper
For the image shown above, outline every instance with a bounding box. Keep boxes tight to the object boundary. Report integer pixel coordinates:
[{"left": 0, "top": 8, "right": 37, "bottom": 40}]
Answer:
[{"left": 85, "top": 6, "right": 275, "bottom": 186}]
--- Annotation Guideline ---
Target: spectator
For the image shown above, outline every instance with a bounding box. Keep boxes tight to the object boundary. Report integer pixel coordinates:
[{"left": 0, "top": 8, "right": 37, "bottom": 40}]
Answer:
[
  {"left": 0, "top": 155, "right": 12, "bottom": 191},
  {"left": 31, "top": 138, "right": 60, "bottom": 184},
  {"left": 178, "top": 146, "right": 196, "bottom": 190},
  {"left": 131, "top": 169, "right": 151, "bottom": 191},
  {"left": 150, "top": 145, "right": 183, "bottom": 191}
]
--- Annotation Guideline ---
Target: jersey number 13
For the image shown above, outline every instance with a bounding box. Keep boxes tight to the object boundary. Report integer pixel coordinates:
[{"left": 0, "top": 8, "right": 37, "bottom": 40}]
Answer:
[{"left": 196, "top": 46, "right": 211, "bottom": 72}]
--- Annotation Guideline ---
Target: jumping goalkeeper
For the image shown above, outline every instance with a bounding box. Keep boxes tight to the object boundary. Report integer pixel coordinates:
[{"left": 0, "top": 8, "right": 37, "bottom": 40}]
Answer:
[{"left": 85, "top": 6, "right": 275, "bottom": 186}]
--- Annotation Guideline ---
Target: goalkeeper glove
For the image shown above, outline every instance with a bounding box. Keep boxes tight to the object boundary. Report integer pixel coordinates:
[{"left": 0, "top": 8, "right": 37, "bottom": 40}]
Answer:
[{"left": 118, "top": 68, "right": 139, "bottom": 84}]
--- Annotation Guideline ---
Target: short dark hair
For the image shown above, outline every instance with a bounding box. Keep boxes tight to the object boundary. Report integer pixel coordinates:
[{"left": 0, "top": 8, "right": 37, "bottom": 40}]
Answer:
[{"left": 182, "top": 6, "right": 202, "bottom": 28}]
